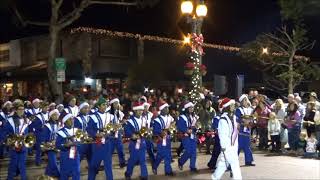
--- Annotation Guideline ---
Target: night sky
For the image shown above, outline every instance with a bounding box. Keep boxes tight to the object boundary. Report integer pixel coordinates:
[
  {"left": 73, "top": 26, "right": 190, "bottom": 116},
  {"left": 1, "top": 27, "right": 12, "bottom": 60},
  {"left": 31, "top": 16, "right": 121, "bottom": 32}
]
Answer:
[{"left": 0, "top": 0, "right": 320, "bottom": 58}]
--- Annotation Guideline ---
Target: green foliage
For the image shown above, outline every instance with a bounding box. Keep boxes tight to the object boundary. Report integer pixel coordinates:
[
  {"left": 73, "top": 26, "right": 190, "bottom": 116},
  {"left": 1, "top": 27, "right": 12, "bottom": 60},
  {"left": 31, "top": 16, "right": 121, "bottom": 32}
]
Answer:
[{"left": 278, "top": 0, "right": 304, "bottom": 24}]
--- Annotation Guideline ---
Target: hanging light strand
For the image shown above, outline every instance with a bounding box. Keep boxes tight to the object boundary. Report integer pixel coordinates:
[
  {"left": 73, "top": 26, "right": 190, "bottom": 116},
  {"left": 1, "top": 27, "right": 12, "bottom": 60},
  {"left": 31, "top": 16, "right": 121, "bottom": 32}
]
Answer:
[{"left": 70, "top": 27, "right": 309, "bottom": 61}]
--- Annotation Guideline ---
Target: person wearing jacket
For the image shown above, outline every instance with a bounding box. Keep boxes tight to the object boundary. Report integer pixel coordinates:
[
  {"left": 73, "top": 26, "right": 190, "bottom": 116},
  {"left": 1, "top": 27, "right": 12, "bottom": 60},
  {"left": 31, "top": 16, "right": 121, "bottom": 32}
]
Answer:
[{"left": 211, "top": 98, "right": 242, "bottom": 180}]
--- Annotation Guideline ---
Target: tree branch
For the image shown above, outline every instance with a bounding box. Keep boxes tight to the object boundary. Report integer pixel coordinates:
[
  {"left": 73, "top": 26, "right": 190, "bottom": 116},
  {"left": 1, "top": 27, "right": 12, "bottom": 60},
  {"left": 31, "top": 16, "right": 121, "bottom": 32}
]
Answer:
[
  {"left": 278, "top": 27, "right": 295, "bottom": 46},
  {"left": 58, "top": 0, "right": 91, "bottom": 28},
  {"left": 26, "top": 21, "right": 50, "bottom": 26},
  {"left": 89, "top": 1, "right": 137, "bottom": 6},
  {"left": 265, "top": 32, "right": 290, "bottom": 48}
]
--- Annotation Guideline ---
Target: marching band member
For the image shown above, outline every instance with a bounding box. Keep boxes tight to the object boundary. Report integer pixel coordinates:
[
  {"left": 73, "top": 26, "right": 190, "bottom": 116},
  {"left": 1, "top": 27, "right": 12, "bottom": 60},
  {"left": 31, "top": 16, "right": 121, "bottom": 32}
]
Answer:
[
  {"left": 63, "top": 95, "right": 79, "bottom": 117},
  {"left": 30, "top": 101, "right": 49, "bottom": 166},
  {"left": 124, "top": 102, "right": 148, "bottom": 180},
  {"left": 207, "top": 115, "right": 221, "bottom": 170},
  {"left": 25, "top": 98, "right": 41, "bottom": 119},
  {"left": 236, "top": 94, "right": 255, "bottom": 166},
  {"left": 108, "top": 97, "right": 127, "bottom": 168},
  {"left": 42, "top": 109, "right": 60, "bottom": 178},
  {"left": 1, "top": 100, "right": 29, "bottom": 180},
  {"left": 152, "top": 101, "right": 175, "bottom": 176},
  {"left": 56, "top": 104, "right": 64, "bottom": 113},
  {"left": 56, "top": 113, "right": 80, "bottom": 180},
  {"left": 48, "top": 103, "right": 56, "bottom": 112},
  {"left": 177, "top": 102, "right": 199, "bottom": 173},
  {"left": 140, "top": 97, "right": 155, "bottom": 164},
  {"left": 87, "top": 96, "right": 113, "bottom": 180},
  {"left": 0, "top": 101, "right": 12, "bottom": 159},
  {"left": 211, "top": 98, "right": 242, "bottom": 180},
  {"left": 74, "top": 101, "right": 91, "bottom": 165}
]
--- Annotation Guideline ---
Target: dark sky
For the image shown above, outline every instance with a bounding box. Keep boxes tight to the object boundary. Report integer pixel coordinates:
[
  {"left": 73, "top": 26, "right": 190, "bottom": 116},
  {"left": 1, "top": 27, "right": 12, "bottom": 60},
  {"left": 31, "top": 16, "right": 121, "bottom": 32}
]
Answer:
[{"left": 1, "top": 0, "right": 320, "bottom": 58}]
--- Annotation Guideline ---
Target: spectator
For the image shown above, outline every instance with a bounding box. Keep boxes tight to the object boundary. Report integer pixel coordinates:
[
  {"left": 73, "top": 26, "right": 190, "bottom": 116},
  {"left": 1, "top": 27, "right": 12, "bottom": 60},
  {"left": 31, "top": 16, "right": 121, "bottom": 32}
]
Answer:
[
  {"left": 268, "top": 112, "right": 281, "bottom": 153},
  {"left": 296, "top": 132, "right": 307, "bottom": 156},
  {"left": 303, "top": 102, "right": 316, "bottom": 138},
  {"left": 273, "top": 99, "right": 288, "bottom": 153},
  {"left": 309, "top": 92, "right": 320, "bottom": 110},
  {"left": 295, "top": 96, "right": 306, "bottom": 121},
  {"left": 254, "top": 101, "right": 271, "bottom": 150},
  {"left": 304, "top": 133, "right": 318, "bottom": 158},
  {"left": 284, "top": 102, "right": 302, "bottom": 152}
]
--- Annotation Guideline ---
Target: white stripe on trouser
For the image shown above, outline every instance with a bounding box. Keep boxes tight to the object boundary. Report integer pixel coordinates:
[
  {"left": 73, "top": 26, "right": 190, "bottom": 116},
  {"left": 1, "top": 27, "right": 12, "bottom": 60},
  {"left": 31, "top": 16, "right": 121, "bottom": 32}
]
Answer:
[{"left": 211, "top": 146, "right": 242, "bottom": 180}]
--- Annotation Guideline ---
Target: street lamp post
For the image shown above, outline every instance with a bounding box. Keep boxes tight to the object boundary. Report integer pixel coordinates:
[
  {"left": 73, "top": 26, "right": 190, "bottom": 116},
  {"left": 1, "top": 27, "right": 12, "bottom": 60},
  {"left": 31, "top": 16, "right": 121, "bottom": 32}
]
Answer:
[{"left": 181, "top": 0, "right": 207, "bottom": 104}]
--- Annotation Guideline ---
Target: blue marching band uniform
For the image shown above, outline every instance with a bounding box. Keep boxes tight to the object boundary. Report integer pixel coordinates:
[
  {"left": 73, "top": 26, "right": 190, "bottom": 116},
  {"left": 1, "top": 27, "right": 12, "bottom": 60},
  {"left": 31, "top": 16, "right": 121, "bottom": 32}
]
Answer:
[
  {"left": 152, "top": 112, "right": 174, "bottom": 175},
  {"left": 107, "top": 98, "right": 127, "bottom": 168},
  {"left": 73, "top": 102, "right": 92, "bottom": 166},
  {"left": 29, "top": 108, "right": 48, "bottom": 166},
  {"left": 177, "top": 102, "right": 198, "bottom": 172},
  {"left": 141, "top": 105, "right": 155, "bottom": 164},
  {"left": 56, "top": 114, "right": 81, "bottom": 180},
  {"left": 124, "top": 108, "right": 148, "bottom": 180},
  {"left": 41, "top": 114, "right": 60, "bottom": 177},
  {"left": 235, "top": 94, "right": 255, "bottom": 166},
  {"left": 0, "top": 97, "right": 249, "bottom": 180},
  {"left": 1, "top": 113, "right": 29, "bottom": 180}
]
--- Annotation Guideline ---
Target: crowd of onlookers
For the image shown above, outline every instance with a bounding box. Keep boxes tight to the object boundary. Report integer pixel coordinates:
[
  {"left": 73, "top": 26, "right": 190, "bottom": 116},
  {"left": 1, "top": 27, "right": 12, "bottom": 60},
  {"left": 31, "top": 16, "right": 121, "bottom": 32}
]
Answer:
[{"left": 1, "top": 87, "right": 319, "bottom": 159}]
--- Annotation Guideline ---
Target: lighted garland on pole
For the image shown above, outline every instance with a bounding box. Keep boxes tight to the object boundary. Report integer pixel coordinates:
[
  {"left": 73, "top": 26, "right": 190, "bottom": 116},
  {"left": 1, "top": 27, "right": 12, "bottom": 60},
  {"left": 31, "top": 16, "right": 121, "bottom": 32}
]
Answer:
[{"left": 188, "top": 33, "right": 204, "bottom": 104}]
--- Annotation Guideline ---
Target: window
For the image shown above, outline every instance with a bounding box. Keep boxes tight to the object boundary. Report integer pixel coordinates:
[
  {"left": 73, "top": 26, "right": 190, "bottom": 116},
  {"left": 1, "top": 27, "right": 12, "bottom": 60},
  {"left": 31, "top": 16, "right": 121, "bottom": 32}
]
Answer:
[
  {"left": 98, "top": 38, "right": 130, "bottom": 59},
  {"left": 0, "top": 44, "right": 10, "bottom": 62}
]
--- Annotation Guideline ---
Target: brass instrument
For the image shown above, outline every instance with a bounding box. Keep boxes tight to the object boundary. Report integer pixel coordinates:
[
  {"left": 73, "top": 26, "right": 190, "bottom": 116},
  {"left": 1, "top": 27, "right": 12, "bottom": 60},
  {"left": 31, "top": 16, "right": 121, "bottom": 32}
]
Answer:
[
  {"left": 98, "top": 123, "right": 114, "bottom": 136},
  {"left": 6, "top": 133, "right": 36, "bottom": 149},
  {"left": 139, "top": 127, "right": 152, "bottom": 137},
  {"left": 41, "top": 141, "right": 59, "bottom": 152}
]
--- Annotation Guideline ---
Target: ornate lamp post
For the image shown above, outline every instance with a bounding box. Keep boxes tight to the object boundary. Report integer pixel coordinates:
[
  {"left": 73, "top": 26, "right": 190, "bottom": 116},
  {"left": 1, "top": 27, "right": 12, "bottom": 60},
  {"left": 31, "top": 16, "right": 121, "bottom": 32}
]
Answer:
[{"left": 181, "top": 0, "right": 207, "bottom": 104}]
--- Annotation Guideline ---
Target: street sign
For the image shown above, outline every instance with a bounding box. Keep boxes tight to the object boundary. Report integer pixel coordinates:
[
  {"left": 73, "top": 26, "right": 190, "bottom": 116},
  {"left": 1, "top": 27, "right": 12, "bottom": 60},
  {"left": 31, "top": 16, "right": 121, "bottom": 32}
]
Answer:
[
  {"left": 57, "top": 70, "right": 65, "bottom": 82},
  {"left": 55, "top": 58, "right": 66, "bottom": 71}
]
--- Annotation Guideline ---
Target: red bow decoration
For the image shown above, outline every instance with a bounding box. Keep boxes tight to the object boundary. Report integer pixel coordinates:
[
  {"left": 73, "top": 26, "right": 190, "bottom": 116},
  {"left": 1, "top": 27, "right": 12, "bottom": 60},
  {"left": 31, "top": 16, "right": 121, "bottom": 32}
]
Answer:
[
  {"left": 184, "top": 62, "right": 195, "bottom": 70},
  {"left": 191, "top": 33, "right": 204, "bottom": 56}
]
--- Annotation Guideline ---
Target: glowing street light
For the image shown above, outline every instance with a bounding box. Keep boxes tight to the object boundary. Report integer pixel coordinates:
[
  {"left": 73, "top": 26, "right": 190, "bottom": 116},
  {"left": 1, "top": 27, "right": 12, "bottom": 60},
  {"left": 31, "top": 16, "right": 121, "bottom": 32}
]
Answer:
[
  {"left": 183, "top": 36, "right": 191, "bottom": 44},
  {"left": 262, "top": 47, "right": 269, "bottom": 55},
  {"left": 196, "top": 4, "right": 208, "bottom": 17},
  {"left": 181, "top": 0, "right": 193, "bottom": 14}
]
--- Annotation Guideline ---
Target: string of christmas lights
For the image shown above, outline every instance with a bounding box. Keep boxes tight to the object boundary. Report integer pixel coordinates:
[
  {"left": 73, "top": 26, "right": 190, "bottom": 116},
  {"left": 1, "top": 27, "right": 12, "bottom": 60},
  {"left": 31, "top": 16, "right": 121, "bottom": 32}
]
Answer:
[{"left": 70, "top": 27, "right": 309, "bottom": 61}]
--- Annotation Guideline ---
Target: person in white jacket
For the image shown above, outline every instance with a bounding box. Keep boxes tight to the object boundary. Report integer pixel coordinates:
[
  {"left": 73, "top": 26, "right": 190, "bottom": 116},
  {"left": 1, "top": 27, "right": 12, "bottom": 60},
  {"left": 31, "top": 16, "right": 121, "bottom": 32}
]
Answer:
[
  {"left": 268, "top": 112, "right": 281, "bottom": 152},
  {"left": 212, "top": 98, "right": 242, "bottom": 180}
]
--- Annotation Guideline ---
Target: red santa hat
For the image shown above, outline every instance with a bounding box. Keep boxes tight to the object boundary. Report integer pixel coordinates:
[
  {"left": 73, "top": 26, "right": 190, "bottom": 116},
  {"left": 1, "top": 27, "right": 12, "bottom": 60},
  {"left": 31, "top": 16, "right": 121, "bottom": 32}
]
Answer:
[
  {"left": 219, "top": 98, "right": 235, "bottom": 111},
  {"left": 132, "top": 102, "right": 144, "bottom": 111},
  {"left": 158, "top": 101, "right": 169, "bottom": 111},
  {"left": 140, "top": 96, "right": 148, "bottom": 103}
]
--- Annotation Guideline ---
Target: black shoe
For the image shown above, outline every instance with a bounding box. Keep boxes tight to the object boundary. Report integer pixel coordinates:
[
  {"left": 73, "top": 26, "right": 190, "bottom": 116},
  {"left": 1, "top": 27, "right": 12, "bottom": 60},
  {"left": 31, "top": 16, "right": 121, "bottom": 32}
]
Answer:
[
  {"left": 245, "top": 163, "right": 256, "bottom": 166},
  {"left": 98, "top": 165, "right": 104, "bottom": 171},
  {"left": 152, "top": 168, "right": 157, "bottom": 175},
  {"left": 190, "top": 168, "right": 199, "bottom": 173},
  {"left": 178, "top": 162, "right": 183, "bottom": 171},
  {"left": 206, "top": 151, "right": 212, "bottom": 155},
  {"left": 120, "top": 163, "right": 127, "bottom": 168},
  {"left": 140, "top": 176, "right": 148, "bottom": 180},
  {"left": 171, "top": 159, "right": 175, "bottom": 163},
  {"left": 165, "top": 172, "right": 176, "bottom": 176}
]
